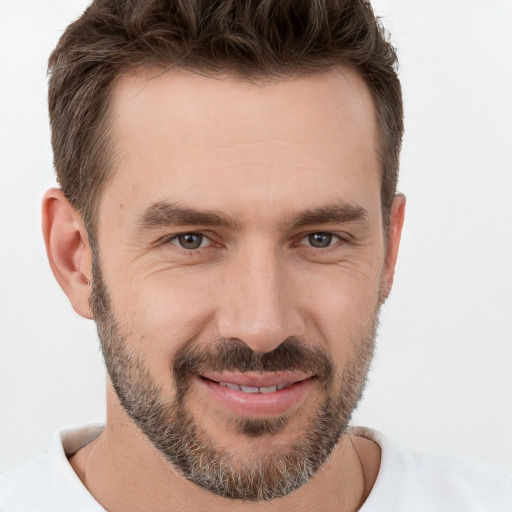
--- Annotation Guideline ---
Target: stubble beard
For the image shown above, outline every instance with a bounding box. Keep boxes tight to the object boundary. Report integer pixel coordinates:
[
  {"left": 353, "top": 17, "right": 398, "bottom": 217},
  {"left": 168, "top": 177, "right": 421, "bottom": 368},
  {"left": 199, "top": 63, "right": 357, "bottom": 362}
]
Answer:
[{"left": 90, "top": 259, "right": 378, "bottom": 502}]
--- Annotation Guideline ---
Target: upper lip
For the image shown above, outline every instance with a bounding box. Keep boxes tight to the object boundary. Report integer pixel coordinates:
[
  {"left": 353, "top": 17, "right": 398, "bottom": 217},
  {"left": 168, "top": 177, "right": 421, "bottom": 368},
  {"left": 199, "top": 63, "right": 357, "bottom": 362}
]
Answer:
[{"left": 200, "top": 371, "right": 314, "bottom": 388}]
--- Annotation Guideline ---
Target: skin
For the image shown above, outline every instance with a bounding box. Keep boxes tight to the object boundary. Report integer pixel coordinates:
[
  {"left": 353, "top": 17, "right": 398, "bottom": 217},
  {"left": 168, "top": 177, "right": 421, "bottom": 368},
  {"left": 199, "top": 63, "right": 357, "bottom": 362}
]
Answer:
[{"left": 42, "top": 67, "right": 405, "bottom": 511}]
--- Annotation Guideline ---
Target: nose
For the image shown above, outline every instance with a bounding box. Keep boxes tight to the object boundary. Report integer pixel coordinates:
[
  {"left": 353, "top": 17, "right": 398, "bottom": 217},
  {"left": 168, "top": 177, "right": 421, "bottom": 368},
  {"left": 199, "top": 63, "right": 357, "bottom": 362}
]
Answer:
[{"left": 217, "top": 243, "right": 305, "bottom": 353}]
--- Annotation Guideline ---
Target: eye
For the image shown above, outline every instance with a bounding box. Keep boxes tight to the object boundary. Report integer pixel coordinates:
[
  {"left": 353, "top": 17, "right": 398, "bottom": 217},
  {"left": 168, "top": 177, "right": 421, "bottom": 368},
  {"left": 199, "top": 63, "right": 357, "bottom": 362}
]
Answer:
[
  {"left": 301, "top": 232, "right": 339, "bottom": 248},
  {"left": 170, "top": 233, "right": 211, "bottom": 250}
]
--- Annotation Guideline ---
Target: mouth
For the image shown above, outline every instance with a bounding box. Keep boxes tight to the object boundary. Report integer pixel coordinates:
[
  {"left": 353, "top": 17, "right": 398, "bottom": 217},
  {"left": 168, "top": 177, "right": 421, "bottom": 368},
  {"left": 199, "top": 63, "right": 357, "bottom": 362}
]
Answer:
[
  {"left": 217, "top": 381, "right": 295, "bottom": 393},
  {"left": 197, "top": 372, "right": 316, "bottom": 417}
]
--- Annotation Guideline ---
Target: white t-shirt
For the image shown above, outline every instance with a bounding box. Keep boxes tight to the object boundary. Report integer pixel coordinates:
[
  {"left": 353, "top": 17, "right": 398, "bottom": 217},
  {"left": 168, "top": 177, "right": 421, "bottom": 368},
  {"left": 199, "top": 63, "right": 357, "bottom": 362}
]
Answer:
[{"left": 1, "top": 424, "right": 511, "bottom": 511}]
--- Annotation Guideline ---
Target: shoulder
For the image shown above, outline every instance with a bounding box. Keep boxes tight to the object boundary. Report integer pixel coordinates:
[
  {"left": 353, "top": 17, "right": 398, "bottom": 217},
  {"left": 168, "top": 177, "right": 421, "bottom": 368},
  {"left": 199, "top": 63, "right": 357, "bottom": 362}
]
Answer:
[
  {"left": 0, "top": 424, "right": 105, "bottom": 512},
  {"left": 355, "top": 427, "right": 512, "bottom": 512}
]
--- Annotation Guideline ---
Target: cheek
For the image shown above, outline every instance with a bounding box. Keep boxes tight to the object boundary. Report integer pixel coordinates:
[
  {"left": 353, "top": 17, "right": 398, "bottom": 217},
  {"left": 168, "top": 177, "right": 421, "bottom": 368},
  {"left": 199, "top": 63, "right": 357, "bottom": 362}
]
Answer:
[
  {"left": 101, "top": 240, "right": 383, "bottom": 382},
  {"left": 106, "top": 269, "right": 219, "bottom": 376},
  {"left": 297, "top": 262, "right": 382, "bottom": 357}
]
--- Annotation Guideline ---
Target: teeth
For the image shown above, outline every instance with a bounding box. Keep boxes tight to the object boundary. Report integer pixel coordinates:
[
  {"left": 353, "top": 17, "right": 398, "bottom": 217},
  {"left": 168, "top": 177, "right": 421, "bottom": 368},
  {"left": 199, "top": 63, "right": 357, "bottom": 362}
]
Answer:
[
  {"left": 218, "top": 382, "right": 292, "bottom": 393},
  {"left": 220, "top": 382, "right": 241, "bottom": 391},
  {"left": 240, "top": 385, "right": 259, "bottom": 393}
]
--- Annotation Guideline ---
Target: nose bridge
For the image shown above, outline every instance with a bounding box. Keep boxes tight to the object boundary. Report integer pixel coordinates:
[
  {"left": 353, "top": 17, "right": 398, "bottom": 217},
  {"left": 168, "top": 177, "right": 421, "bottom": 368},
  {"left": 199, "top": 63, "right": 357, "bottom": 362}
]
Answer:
[{"left": 217, "top": 240, "right": 303, "bottom": 353}]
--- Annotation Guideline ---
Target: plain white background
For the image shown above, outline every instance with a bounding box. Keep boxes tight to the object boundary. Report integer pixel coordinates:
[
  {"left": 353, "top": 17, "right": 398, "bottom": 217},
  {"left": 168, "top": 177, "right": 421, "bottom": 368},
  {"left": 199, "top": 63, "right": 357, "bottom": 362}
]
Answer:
[{"left": 0, "top": 0, "right": 511, "bottom": 475}]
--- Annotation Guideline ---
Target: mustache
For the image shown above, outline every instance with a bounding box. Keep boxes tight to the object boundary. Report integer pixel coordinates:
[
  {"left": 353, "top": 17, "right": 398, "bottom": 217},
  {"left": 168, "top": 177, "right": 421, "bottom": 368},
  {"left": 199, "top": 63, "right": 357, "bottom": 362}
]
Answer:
[{"left": 173, "top": 337, "right": 336, "bottom": 386}]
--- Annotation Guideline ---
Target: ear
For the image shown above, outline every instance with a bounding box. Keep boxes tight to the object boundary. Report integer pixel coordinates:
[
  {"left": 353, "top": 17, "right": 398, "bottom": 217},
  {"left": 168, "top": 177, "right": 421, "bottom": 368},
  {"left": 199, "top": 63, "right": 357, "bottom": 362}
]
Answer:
[
  {"left": 42, "top": 188, "right": 94, "bottom": 319},
  {"left": 380, "top": 193, "right": 406, "bottom": 302}
]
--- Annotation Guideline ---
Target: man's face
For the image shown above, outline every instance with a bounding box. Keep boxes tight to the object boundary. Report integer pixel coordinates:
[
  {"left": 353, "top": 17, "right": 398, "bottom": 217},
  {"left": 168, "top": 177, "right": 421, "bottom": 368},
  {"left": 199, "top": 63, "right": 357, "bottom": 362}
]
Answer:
[{"left": 91, "top": 68, "right": 394, "bottom": 500}]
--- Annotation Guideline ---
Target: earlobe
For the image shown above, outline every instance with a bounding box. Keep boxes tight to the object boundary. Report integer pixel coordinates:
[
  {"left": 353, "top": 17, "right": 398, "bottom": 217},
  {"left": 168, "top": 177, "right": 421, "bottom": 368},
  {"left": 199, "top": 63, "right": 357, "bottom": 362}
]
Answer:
[
  {"left": 42, "top": 188, "right": 94, "bottom": 319},
  {"left": 380, "top": 193, "right": 406, "bottom": 302}
]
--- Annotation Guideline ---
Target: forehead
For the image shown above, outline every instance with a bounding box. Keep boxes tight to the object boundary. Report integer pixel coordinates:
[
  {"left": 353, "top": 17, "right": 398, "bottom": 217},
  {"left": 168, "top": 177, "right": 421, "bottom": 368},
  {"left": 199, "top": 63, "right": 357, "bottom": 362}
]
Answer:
[{"left": 102, "top": 67, "right": 380, "bottom": 227}]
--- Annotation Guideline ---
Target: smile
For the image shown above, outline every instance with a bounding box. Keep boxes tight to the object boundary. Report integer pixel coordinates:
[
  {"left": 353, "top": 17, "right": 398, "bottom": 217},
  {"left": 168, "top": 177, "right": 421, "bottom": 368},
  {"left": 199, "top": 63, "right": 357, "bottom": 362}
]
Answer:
[
  {"left": 198, "top": 372, "right": 316, "bottom": 417},
  {"left": 218, "top": 382, "right": 294, "bottom": 393}
]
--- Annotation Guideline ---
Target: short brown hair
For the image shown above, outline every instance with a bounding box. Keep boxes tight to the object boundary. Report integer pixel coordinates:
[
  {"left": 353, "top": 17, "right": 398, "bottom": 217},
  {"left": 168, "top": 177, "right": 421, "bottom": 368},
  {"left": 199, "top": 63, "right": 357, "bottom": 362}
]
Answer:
[{"left": 48, "top": 0, "right": 403, "bottom": 237}]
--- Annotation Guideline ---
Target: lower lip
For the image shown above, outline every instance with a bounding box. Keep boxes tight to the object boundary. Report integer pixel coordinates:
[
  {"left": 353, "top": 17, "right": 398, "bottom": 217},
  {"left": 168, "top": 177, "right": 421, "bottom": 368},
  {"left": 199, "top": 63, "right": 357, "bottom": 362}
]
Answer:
[{"left": 198, "top": 377, "right": 316, "bottom": 418}]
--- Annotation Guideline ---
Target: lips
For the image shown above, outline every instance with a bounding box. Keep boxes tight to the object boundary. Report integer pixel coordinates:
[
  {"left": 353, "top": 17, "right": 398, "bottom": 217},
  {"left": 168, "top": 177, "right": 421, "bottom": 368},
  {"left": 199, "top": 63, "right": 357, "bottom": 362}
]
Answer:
[{"left": 198, "top": 371, "right": 316, "bottom": 417}]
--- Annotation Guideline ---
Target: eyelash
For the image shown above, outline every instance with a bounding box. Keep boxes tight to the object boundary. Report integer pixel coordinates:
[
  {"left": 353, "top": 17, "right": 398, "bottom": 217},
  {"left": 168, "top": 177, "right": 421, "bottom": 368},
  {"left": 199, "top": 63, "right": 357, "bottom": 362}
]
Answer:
[
  {"left": 161, "top": 232, "right": 216, "bottom": 252},
  {"left": 298, "top": 232, "right": 346, "bottom": 249},
  {"left": 160, "top": 231, "right": 349, "bottom": 253}
]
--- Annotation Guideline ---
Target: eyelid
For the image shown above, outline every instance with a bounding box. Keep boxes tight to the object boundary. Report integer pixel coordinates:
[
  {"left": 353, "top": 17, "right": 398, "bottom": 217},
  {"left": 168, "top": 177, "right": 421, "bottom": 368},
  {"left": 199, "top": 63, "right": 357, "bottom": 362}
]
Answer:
[
  {"left": 174, "top": 233, "right": 210, "bottom": 250},
  {"left": 157, "top": 231, "right": 216, "bottom": 249},
  {"left": 302, "top": 233, "right": 337, "bottom": 247},
  {"left": 296, "top": 231, "right": 351, "bottom": 249},
  {"left": 156, "top": 229, "right": 350, "bottom": 251}
]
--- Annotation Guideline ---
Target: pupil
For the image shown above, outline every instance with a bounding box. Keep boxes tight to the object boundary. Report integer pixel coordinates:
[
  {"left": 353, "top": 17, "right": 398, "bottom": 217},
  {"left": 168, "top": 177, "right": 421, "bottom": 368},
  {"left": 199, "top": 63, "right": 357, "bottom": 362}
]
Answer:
[
  {"left": 309, "top": 233, "right": 332, "bottom": 248},
  {"left": 180, "top": 234, "right": 202, "bottom": 249}
]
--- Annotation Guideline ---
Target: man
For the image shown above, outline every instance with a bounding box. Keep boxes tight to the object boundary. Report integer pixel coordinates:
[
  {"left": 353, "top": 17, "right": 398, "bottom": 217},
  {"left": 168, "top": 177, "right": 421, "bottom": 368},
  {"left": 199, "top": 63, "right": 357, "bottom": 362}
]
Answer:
[{"left": 0, "top": 0, "right": 510, "bottom": 510}]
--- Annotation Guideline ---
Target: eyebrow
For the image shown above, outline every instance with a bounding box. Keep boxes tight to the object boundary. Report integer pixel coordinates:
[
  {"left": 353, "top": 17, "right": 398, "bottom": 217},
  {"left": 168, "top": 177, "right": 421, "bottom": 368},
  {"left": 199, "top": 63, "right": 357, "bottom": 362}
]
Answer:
[
  {"left": 138, "top": 201, "right": 239, "bottom": 230},
  {"left": 137, "top": 201, "right": 368, "bottom": 231},
  {"left": 288, "top": 203, "right": 368, "bottom": 228}
]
